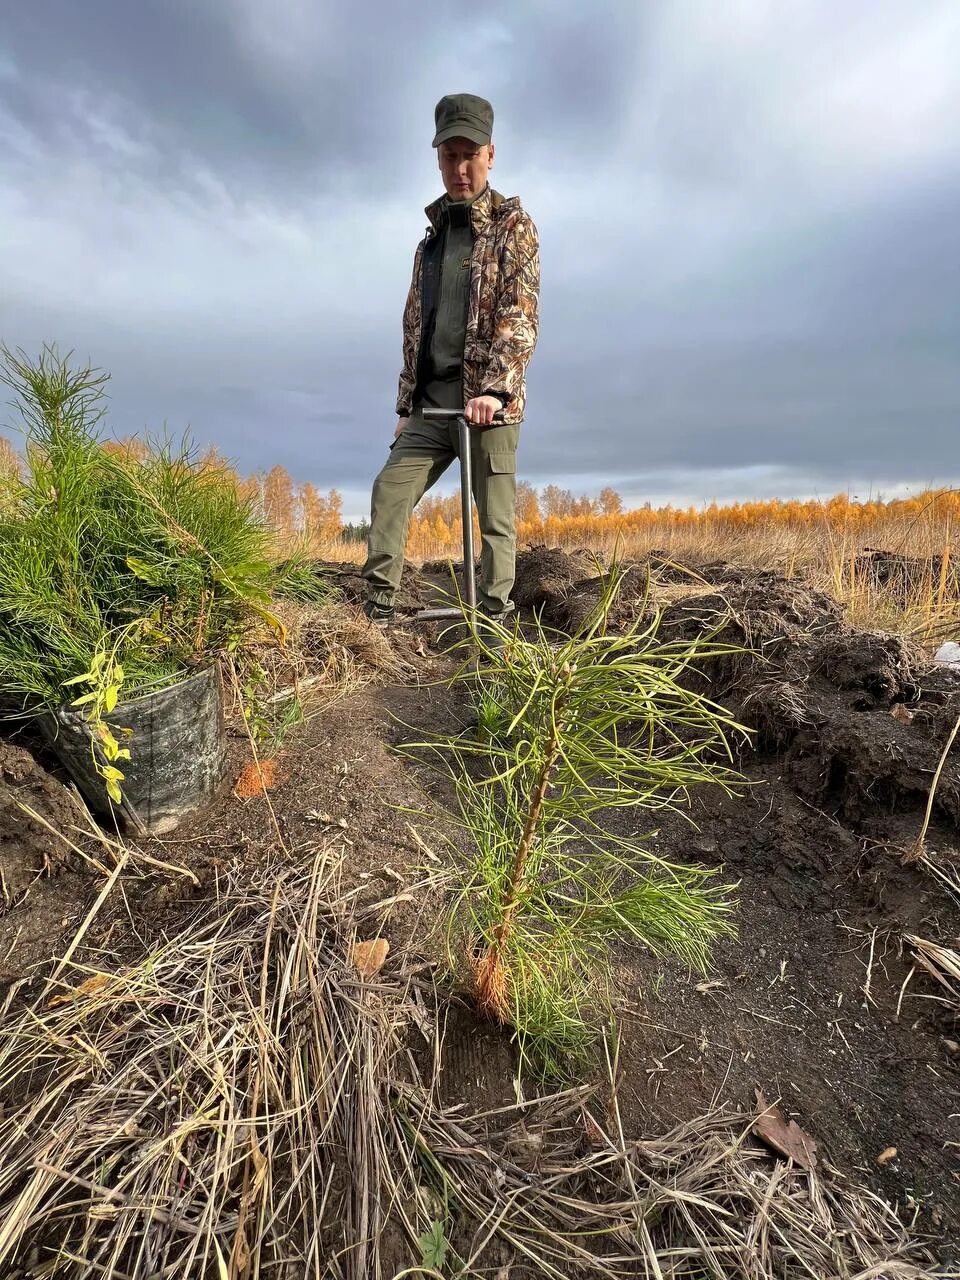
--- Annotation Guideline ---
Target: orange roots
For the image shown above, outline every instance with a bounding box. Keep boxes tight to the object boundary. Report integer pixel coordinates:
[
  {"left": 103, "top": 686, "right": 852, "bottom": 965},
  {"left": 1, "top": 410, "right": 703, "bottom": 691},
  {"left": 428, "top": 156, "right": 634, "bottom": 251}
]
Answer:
[
  {"left": 474, "top": 947, "right": 511, "bottom": 1024},
  {"left": 234, "top": 756, "right": 281, "bottom": 798}
]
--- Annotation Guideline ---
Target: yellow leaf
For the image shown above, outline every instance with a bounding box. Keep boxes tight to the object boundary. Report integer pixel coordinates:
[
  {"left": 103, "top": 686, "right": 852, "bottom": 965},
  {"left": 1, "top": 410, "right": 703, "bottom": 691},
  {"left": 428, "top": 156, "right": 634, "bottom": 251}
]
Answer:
[
  {"left": 350, "top": 938, "right": 390, "bottom": 978},
  {"left": 104, "top": 685, "right": 119, "bottom": 713},
  {"left": 115, "top": 748, "right": 131, "bottom": 761},
  {"left": 106, "top": 778, "right": 122, "bottom": 804},
  {"left": 70, "top": 691, "right": 98, "bottom": 708},
  {"left": 63, "top": 671, "right": 93, "bottom": 687},
  {"left": 113, "top": 664, "right": 124, "bottom": 683},
  {"left": 249, "top": 601, "right": 288, "bottom": 646}
]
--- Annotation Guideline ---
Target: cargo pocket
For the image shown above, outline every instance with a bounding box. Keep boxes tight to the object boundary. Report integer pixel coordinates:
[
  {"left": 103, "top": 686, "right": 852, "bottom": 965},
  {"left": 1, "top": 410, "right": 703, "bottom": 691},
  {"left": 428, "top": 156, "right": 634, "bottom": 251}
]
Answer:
[{"left": 487, "top": 452, "right": 516, "bottom": 475}]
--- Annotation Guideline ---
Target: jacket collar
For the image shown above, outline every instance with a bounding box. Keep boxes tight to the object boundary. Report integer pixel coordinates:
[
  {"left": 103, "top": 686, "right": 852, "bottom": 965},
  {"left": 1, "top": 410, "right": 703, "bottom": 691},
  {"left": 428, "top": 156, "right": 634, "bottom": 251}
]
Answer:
[{"left": 424, "top": 185, "right": 518, "bottom": 236}]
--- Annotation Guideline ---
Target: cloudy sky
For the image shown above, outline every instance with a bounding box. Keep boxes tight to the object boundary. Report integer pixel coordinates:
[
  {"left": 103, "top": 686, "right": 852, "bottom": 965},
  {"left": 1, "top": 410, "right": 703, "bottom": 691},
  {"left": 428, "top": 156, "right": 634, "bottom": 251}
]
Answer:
[{"left": 2, "top": 1, "right": 959, "bottom": 518}]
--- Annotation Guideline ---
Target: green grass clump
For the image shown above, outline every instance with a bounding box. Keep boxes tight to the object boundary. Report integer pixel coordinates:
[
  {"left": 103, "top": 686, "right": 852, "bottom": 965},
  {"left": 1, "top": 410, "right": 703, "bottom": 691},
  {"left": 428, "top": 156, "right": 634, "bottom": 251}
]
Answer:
[
  {"left": 0, "top": 346, "right": 309, "bottom": 804},
  {"left": 409, "top": 571, "right": 748, "bottom": 1078},
  {"left": 0, "top": 345, "right": 287, "bottom": 716}
]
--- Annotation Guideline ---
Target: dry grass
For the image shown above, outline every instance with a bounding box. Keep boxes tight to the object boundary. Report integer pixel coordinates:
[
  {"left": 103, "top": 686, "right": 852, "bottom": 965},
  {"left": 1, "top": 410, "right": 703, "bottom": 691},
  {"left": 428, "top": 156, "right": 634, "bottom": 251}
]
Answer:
[
  {"left": 0, "top": 843, "right": 949, "bottom": 1277},
  {"left": 325, "top": 496, "right": 960, "bottom": 646},
  {"left": 241, "top": 599, "right": 416, "bottom": 719},
  {"left": 626, "top": 1108, "right": 944, "bottom": 1278},
  {"left": 905, "top": 934, "right": 960, "bottom": 1013},
  {"left": 384, "top": 1071, "right": 949, "bottom": 1277},
  {"left": 0, "top": 850, "right": 404, "bottom": 1278}
]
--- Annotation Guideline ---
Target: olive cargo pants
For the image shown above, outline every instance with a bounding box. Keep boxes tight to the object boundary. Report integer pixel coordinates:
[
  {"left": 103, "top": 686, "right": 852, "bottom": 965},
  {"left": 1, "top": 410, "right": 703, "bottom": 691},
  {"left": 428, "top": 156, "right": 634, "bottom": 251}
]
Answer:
[{"left": 363, "top": 410, "right": 519, "bottom": 614}]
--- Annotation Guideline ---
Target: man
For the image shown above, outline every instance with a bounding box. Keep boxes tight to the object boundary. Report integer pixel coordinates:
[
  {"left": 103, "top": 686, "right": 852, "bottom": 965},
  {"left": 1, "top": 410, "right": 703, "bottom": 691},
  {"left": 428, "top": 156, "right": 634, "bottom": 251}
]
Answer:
[{"left": 361, "top": 92, "right": 540, "bottom": 626}]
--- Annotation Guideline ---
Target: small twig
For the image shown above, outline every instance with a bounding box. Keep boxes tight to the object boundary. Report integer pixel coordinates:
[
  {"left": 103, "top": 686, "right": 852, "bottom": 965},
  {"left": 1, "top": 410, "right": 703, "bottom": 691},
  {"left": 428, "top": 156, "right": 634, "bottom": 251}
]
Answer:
[
  {"left": 895, "top": 965, "right": 916, "bottom": 1022},
  {"left": 49, "top": 847, "right": 129, "bottom": 986},
  {"left": 905, "top": 711, "right": 960, "bottom": 863},
  {"left": 862, "top": 926, "right": 878, "bottom": 1008},
  {"left": 264, "top": 672, "right": 329, "bottom": 705}
]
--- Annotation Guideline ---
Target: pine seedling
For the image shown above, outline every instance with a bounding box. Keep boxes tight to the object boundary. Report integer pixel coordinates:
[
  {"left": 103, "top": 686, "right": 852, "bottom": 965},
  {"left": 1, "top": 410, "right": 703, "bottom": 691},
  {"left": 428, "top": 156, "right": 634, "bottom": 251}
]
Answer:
[{"left": 409, "top": 569, "right": 748, "bottom": 1076}]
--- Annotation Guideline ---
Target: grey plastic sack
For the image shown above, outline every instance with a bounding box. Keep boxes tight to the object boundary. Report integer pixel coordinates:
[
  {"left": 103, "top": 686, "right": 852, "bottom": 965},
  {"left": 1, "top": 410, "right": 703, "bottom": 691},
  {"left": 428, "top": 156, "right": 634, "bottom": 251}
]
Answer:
[{"left": 42, "top": 666, "right": 226, "bottom": 834}]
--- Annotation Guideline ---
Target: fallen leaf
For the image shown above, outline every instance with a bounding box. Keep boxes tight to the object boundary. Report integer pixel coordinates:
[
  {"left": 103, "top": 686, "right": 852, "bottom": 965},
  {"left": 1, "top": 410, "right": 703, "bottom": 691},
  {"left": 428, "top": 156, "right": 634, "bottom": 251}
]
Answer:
[
  {"left": 890, "top": 703, "right": 914, "bottom": 725},
  {"left": 876, "top": 1146, "right": 898, "bottom": 1166},
  {"left": 753, "top": 1089, "right": 818, "bottom": 1170},
  {"left": 351, "top": 938, "right": 390, "bottom": 978},
  {"left": 48, "top": 972, "right": 112, "bottom": 1007}
]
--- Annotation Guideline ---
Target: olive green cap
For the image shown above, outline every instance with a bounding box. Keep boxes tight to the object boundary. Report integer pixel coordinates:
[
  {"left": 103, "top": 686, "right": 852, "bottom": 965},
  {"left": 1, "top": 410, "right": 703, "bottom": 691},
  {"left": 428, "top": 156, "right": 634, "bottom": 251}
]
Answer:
[{"left": 432, "top": 93, "right": 494, "bottom": 147}]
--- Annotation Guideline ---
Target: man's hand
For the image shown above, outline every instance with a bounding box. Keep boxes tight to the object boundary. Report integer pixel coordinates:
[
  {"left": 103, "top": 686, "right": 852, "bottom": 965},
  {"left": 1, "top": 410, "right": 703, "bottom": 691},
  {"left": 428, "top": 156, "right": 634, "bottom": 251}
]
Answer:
[
  {"left": 464, "top": 395, "right": 502, "bottom": 426},
  {"left": 394, "top": 416, "right": 410, "bottom": 438}
]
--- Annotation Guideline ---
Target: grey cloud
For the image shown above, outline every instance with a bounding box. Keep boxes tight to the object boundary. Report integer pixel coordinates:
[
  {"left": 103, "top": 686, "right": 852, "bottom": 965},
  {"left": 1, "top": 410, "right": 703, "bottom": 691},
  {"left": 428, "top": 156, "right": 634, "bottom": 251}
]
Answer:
[
  {"left": 1, "top": 1, "right": 959, "bottom": 514},
  {"left": 1, "top": 0, "right": 647, "bottom": 193},
  {"left": 523, "top": 339, "right": 959, "bottom": 479}
]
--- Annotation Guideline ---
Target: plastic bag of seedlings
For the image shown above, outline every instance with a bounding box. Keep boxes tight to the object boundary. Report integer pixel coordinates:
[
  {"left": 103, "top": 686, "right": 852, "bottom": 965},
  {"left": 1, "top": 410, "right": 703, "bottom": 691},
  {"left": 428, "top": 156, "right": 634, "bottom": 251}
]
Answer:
[{"left": 42, "top": 666, "right": 227, "bottom": 835}]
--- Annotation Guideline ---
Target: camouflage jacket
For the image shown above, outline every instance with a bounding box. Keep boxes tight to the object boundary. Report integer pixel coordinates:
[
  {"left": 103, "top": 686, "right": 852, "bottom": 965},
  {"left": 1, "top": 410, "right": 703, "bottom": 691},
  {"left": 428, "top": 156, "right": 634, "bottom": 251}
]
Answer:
[{"left": 396, "top": 186, "right": 540, "bottom": 425}]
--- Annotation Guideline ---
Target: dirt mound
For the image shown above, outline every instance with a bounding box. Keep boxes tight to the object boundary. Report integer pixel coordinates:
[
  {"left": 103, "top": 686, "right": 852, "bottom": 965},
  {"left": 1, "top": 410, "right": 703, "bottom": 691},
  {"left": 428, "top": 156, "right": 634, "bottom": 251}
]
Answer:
[
  {"left": 0, "top": 738, "right": 92, "bottom": 981},
  {"left": 0, "top": 739, "right": 84, "bottom": 881},
  {"left": 814, "top": 630, "right": 925, "bottom": 702},
  {"left": 857, "top": 547, "right": 959, "bottom": 600},
  {"left": 658, "top": 571, "right": 843, "bottom": 654},
  {"left": 652, "top": 574, "right": 960, "bottom": 836},
  {"left": 512, "top": 547, "right": 655, "bottom": 631},
  {"left": 508, "top": 545, "right": 960, "bottom": 859},
  {"left": 511, "top": 550, "right": 846, "bottom": 642},
  {"left": 501, "top": 549, "right": 960, "bottom": 844},
  {"left": 511, "top": 546, "right": 598, "bottom": 609},
  {"left": 304, "top": 559, "right": 429, "bottom": 612}
]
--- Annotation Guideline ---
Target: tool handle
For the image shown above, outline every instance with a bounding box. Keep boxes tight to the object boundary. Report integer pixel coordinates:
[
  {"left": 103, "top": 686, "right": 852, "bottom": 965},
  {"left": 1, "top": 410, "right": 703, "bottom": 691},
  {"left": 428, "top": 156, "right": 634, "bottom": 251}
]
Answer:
[{"left": 421, "top": 407, "right": 505, "bottom": 422}]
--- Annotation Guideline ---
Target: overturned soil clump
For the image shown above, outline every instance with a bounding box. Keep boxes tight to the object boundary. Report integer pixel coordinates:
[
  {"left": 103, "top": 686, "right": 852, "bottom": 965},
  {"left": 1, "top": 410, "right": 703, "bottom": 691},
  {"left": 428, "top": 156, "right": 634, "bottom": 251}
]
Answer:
[
  {"left": 0, "top": 737, "right": 103, "bottom": 982},
  {"left": 857, "top": 547, "right": 960, "bottom": 601}
]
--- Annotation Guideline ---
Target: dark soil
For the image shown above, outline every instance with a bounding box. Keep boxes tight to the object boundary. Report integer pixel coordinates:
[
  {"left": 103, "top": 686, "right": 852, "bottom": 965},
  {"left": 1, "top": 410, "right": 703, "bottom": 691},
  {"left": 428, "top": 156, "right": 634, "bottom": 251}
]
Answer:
[
  {"left": 857, "top": 547, "right": 960, "bottom": 601},
  {"left": 2, "top": 549, "right": 960, "bottom": 1263},
  {"left": 0, "top": 734, "right": 94, "bottom": 983}
]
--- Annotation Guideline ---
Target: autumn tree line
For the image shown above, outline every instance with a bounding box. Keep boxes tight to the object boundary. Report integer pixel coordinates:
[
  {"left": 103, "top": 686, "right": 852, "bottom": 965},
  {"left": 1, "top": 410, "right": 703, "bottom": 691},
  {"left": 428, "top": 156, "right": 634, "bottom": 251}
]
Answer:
[{"left": 1, "top": 434, "right": 956, "bottom": 561}]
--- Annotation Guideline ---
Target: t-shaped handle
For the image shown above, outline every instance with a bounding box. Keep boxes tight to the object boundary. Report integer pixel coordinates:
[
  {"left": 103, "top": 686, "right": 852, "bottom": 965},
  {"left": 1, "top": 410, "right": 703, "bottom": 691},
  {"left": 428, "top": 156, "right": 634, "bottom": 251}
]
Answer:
[{"left": 421, "top": 407, "right": 505, "bottom": 423}]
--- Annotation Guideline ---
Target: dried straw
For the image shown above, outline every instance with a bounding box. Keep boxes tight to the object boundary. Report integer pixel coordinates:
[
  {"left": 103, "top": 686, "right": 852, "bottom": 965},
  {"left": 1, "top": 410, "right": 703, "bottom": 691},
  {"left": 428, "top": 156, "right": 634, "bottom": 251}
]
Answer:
[
  {"left": 906, "top": 934, "right": 960, "bottom": 1011},
  {"left": 0, "top": 858, "right": 949, "bottom": 1277},
  {"left": 241, "top": 600, "right": 416, "bottom": 723},
  {"left": 0, "top": 852, "right": 406, "bottom": 1279},
  {"left": 383, "top": 1082, "right": 950, "bottom": 1279}
]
